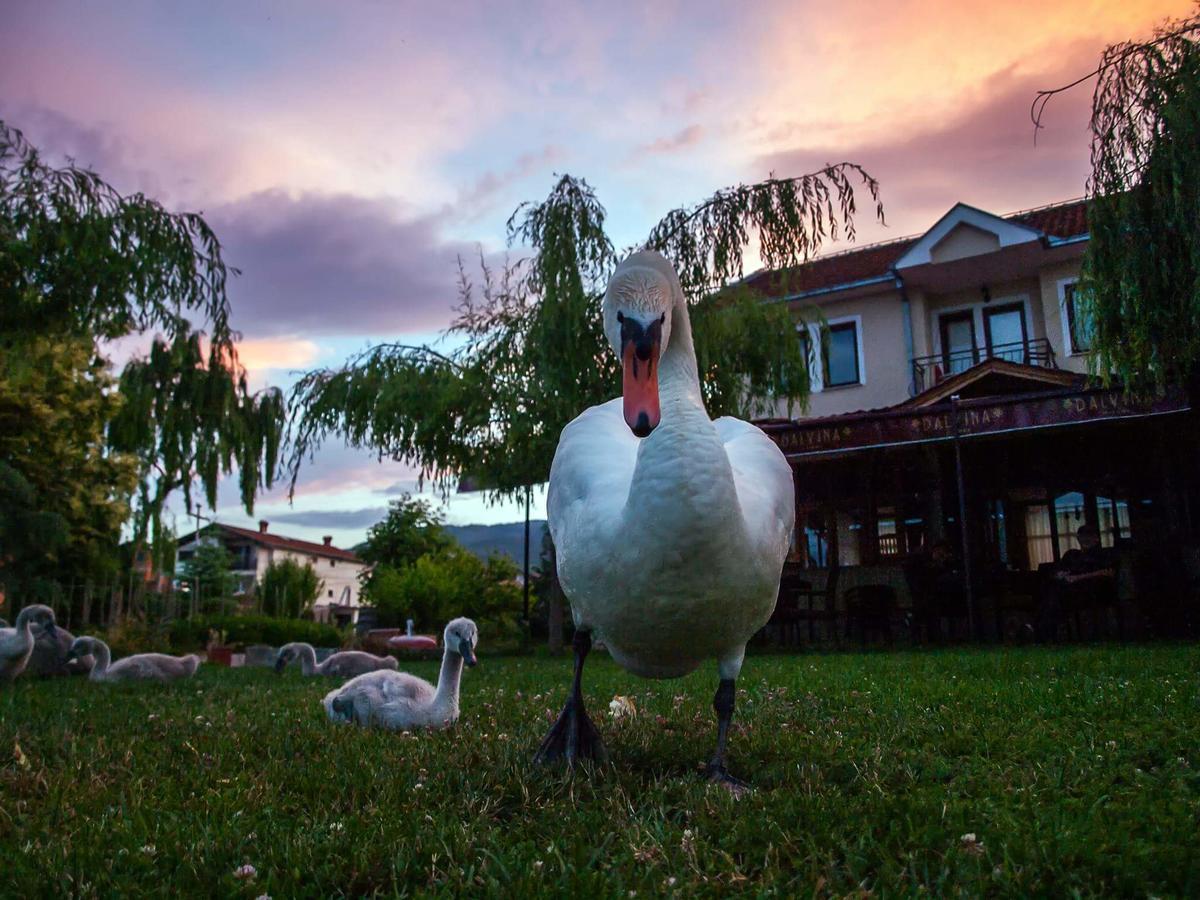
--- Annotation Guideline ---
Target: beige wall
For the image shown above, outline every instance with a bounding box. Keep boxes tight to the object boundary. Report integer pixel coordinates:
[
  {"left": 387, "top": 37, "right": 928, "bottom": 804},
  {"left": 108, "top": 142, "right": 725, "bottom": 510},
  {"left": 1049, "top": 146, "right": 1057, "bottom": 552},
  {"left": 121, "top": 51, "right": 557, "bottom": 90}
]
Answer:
[
  {"left": 930, "top": 223, "right": 1000, "bottom": 263},
  {"left": 774, "top": 253, "right": 1089, "bottom": 422},
  {"left": 781, "top": 286, "right": 912, "bottom": 419},
  {"left": 256, "top": 547, "right": 367, "bottom": 610},
  {"left": 1038, "top": 259, "right": 1090, "bottom": 376}
]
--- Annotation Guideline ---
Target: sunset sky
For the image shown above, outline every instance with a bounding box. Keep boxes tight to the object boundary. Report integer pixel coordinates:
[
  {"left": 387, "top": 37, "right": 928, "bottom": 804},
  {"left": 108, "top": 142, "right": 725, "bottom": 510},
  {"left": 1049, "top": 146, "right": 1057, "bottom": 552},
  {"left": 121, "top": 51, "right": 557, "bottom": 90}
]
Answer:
[{"left": 2, "top": 0, "right": 1191, "bottom": 547}]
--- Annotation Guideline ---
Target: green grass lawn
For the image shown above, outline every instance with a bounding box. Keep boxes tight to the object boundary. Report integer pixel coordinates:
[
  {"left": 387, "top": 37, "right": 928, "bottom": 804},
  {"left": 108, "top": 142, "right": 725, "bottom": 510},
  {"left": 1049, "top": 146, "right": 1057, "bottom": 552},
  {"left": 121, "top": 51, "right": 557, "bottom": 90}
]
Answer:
[{"left": 2, "top": 645, "right": 1198, "bottom": 897}]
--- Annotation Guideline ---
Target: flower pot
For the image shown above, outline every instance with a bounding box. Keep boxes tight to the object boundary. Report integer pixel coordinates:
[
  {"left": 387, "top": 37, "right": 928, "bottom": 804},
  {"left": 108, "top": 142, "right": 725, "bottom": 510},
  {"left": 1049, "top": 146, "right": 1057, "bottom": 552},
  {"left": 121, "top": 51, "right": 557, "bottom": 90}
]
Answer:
[{"left": 207, "top": 646, "right": 233, "bottom": 666}]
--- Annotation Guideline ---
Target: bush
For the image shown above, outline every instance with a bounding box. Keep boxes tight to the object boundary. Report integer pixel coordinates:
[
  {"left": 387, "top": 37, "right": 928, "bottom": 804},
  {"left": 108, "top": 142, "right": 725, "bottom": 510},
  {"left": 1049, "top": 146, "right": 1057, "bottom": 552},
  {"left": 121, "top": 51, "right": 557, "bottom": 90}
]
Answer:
[
  {"left": 370, "top": 546, "right": 522, "bottom": 639},
  {"left": 168, "top": 615, "right": 347, "bottom": 651},
  {"left": 258, "top": 558, "right": 323, "bottom": 618},
  {"left": 97, "top": 617, "right": 173, "bottom": 656}
]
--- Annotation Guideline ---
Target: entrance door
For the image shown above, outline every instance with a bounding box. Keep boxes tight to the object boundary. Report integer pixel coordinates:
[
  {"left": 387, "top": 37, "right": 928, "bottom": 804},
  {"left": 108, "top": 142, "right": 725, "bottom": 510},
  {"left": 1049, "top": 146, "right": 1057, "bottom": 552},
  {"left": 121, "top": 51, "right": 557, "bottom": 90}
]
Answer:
[
  {"left": 984, "top": 302, "right": 1029, "bottom": 363},
  {"left": 939, "top": 311, "right": 978, "bottom": 375}
]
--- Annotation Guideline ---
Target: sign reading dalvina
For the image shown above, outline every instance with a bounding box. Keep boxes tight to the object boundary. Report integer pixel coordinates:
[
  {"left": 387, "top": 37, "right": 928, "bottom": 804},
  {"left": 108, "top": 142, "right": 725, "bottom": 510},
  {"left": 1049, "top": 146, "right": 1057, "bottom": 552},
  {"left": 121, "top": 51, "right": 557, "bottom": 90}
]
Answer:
[{"left": 759, "top": 387, "right": 1190, "bottom": 458}]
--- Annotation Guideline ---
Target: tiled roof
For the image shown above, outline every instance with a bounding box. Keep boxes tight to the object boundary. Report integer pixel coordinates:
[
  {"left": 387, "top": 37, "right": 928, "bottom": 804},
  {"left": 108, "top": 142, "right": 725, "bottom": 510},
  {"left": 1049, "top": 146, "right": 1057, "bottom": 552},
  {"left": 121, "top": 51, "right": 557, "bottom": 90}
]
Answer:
[
  {"left": 740, "top": 238, "right": 914, "bottom": 300},
  {"left": 180, "top": 523, "right": 364, "bottom": 563},
  {"left": 742, "top": 198, "right": 1089, "bottom": 301},
  {"left": 1009, "top": 198, "right": 1088, "bottom": 239}
]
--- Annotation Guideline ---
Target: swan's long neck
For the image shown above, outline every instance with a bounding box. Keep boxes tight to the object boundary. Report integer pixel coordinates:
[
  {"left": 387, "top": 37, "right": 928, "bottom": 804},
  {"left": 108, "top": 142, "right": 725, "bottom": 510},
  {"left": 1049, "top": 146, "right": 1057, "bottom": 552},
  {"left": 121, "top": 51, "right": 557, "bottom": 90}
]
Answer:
[
  {"left": 431, "top": 646, "right": 464, "bottom": 716},
  {"left": 13, "top": 610, "right": 35, "bottom": 646},
  {"left": 90, "top": 641, "right": 111, "bottom": 679},
  {"left": 626, "top": 296, "right": 740, "bottom": 526},
  {"left": 297, "top": 644, "right": 318, "bottom": 675},
  {"left": 658, "top": 297, "right": 703, "bottom": 409}
]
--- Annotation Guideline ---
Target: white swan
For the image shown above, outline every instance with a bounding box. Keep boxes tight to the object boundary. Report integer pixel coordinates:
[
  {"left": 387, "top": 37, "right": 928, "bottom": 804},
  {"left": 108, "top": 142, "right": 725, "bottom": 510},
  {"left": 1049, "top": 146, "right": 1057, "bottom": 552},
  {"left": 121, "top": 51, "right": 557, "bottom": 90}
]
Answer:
[
  {"left": 0, "top": 605, "right": 59, "bottom": 683},
  {"left": 68, "top": 636, "right": 201, "bottom": 682},
  {"left": 323, "top": 618, "right": 478, "bottom": 730},
  {"left": 274, "top": 642, "right": 399, "bottom": 678},
  {"left": 535, "top": 250, "right": 794, "bottom": 786}
]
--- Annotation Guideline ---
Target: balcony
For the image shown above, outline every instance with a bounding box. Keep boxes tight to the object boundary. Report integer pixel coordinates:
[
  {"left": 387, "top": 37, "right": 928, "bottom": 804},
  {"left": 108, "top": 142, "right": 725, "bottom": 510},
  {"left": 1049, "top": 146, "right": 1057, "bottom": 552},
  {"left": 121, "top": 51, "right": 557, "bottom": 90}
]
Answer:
[{"left": 910, "top": 338, "right": 1057, "bottom": 394}]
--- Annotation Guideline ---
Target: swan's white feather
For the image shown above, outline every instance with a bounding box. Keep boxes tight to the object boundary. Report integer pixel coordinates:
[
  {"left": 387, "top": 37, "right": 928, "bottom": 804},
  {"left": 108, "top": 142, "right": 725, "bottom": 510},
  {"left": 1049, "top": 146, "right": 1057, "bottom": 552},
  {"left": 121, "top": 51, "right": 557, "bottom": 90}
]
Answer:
[
  {"left": 549, "top": 399, "right": 794, "bottom": 679},
  {"left": 322, "top": 618, "right": 477, "bottom": 731}
]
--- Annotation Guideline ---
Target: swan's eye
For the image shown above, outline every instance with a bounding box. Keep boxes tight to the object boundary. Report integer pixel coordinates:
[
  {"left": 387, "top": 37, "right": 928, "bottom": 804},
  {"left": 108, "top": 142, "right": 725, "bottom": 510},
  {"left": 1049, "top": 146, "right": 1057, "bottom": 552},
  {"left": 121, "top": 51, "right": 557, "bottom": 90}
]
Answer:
[
  {"left": 658, "top": 313, "right": 665, "bottom": 323},
  {"left": 616, "top": 311, "right": 625, "bottom": 323}
]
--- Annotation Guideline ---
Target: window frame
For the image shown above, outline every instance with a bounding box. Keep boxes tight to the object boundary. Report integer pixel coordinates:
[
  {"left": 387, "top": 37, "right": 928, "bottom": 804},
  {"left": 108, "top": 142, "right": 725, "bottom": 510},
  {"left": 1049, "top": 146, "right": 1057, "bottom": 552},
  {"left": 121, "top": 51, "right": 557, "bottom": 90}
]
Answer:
[
  {"left": 938, "top": 309, "right": 979, "bottom": 374},
  {"left": 982, "top": 301, "right": 1029, "bottom": 359},
  {"left": 1058, "top": 278, "right": 1091, "bottom": 355},
  {"left": 797, "top": 315, "right": 865, "bottom": 392}
]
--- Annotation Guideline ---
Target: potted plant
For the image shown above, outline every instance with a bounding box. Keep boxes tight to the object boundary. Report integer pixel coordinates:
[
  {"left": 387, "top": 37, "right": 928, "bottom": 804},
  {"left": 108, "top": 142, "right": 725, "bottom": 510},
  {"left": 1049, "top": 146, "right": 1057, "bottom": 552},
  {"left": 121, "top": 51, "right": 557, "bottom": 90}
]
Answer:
[{"left": 206, "top": 627, "right": 233, "bottom": 666}]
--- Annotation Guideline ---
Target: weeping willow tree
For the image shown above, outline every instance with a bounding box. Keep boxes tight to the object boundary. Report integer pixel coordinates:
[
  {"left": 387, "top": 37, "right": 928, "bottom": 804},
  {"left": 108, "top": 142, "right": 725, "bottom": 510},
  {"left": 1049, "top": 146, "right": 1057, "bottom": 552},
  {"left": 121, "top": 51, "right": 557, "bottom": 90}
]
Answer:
[
  {"left": 0, "top": 121, "right": 285, "bottom": 586},
  {"left": 1034, "top": 13, "right": 1200, "bottom": 391},
  {"left": 287, "top": 165, "right": 883, "bottom": 501}
]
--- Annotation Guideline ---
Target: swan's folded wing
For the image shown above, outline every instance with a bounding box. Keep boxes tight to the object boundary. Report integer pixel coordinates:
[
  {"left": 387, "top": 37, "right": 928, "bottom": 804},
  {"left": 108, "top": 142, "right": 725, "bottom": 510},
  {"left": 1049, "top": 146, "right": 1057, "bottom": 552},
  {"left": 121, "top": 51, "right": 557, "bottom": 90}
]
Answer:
[
  {"left": 713, "top": 416, "right": 795, "bottom": 552},
  {"left": 547, "top": 398, "right": 639, "bottom": 548}
]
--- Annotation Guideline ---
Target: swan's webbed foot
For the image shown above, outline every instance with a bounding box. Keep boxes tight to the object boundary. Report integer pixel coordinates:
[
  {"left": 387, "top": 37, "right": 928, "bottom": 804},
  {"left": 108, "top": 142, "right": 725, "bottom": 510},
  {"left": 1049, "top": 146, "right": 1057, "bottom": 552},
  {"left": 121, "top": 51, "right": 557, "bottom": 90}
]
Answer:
[
  {"left": 534, "top": 695, "right": 608, "bottom": 766},
  {"left": 705, "top": 762, "right": 750, "bottom": 796},
  {"left": 533, "top": 629, "right": 608, "bottom": 768}
]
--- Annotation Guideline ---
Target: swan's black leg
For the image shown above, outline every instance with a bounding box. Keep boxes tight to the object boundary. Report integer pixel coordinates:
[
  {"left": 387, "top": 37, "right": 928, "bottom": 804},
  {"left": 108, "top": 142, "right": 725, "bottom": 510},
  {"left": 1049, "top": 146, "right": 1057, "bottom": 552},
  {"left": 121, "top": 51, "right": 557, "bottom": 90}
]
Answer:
[
  {"left": 705, "top": 678, "right": 747, "bottom": 791},
  {"left": 534, "top": 629, "right": 607, "bottom": 767}
]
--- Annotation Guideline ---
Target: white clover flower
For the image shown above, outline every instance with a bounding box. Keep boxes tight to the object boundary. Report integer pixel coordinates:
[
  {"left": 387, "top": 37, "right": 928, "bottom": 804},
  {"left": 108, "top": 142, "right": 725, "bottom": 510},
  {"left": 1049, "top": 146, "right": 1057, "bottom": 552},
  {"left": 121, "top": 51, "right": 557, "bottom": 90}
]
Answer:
[
  {"left": 609, "top": 695, "right": 636, "bottom": 721},
  {"left": 234, "top": 864, "right": 257, "bottom": 880}
]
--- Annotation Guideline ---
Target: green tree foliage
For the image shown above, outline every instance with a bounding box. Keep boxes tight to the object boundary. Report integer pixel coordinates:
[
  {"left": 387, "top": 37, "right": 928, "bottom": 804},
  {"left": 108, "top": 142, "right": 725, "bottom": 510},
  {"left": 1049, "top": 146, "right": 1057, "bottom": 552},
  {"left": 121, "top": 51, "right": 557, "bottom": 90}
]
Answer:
[
  {"left": 0, "top": 121, "right": 285, "bottom": 578},
  {"left": 258, "top": 557, "right": 324, "bottom": 619},
  {"left": 179, "top": 535, "right": 237, "bottom": 615},
  {"left": 359, "top": 494, "right": 453, "bottom": 567},
  {"left": 287, "top": 166, "right": 883, "bottom": 500},
  {"left": 369, "top": 545, "right": 521, "bottom": 637},
  {"left": 0, "top": 336, "right": 137, "bottom": 607},
  {"left": 1034, "top": 14, "right": 1200, "bottom": 389}
]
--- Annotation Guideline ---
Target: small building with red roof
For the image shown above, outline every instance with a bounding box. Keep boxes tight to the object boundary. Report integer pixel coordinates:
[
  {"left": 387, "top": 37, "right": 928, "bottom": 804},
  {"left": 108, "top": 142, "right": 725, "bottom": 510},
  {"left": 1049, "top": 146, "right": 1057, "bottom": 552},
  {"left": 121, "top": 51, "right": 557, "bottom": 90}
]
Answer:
[{"left": 176, "top": 520, "right": 369, "bottom": 626}]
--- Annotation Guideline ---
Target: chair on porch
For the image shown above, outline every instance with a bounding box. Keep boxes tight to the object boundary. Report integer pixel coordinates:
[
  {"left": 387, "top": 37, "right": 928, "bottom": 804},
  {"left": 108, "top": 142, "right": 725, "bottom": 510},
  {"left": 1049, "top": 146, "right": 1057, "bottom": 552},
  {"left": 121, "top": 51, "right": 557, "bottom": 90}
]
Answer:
[
  {"left": 903, "top": 550, "right": 970, "bottom": 643},
  {"left": 842, "top": 583, "right": 898, "bottom": 646},
  {"left": 775, "top": 565, "right": 841, "bottom": 646}
]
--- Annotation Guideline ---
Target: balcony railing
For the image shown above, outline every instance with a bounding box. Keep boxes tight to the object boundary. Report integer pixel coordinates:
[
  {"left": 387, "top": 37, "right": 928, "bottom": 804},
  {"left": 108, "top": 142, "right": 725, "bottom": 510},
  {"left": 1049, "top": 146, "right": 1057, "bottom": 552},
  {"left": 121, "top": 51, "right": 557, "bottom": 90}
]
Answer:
[{"left": 910, "top": 338, "right": 1057, "bottom": 394}]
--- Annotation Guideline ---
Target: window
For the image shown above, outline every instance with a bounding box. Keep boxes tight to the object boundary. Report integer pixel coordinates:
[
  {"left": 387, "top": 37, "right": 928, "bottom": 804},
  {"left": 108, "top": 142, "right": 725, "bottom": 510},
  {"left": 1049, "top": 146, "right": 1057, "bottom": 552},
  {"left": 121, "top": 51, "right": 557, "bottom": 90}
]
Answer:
[
  {"left": 1096, "top": 496, "right": 1131, "bottom": 547},
  {"left": 797, "top": 318, "right": 863, "bottom": 391},
  {"left": 330, "top": 559, "right": 335, "bottom": 568},
  {"left": 939, "top": 311, "right": 977, "bottom": 375},
  {"left": 798, "top": 328, "right": 814, "bottom": 379},
  {"left": 328, "top": 589, "right": 334, "bottom": 598},
  {"left": 822, "top": 321, "right": 861, "bottom": 387},
  {"left": 1061, "top": 281, "right": 1093, "bottom": 353},
  {"left": 983, "top": 303, "right": 1028, "bottom": 362}
]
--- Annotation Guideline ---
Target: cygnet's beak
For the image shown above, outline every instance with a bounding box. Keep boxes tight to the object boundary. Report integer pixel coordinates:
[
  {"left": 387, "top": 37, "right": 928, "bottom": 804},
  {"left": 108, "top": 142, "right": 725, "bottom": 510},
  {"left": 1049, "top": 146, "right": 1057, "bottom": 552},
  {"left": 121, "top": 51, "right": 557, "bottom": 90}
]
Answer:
[
  {"left": 331, "top": 695, "right": 354, "bottom": 720},
  {"left": 458, "top": 638, "right": 477, "bottom": 668},
  {"left": 40, "top": 620, "right": 57, "bottom": 640},
  {"left": 620, "top": 312, "right": 663, "bottom": 438},
  {"left": 273, "top": 654, "right": 288, "bottom": 673}
]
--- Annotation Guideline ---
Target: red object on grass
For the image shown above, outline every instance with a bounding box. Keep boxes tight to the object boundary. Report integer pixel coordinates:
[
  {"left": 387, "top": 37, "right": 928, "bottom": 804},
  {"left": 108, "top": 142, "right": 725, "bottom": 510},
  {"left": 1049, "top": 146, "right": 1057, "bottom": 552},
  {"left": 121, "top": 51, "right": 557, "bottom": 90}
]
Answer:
[
  {"left": 387, "top": 635, "right": 439, "bottom": 651},
  {"left": 208, "top": 646, "right": 233, "bottom": 666}
]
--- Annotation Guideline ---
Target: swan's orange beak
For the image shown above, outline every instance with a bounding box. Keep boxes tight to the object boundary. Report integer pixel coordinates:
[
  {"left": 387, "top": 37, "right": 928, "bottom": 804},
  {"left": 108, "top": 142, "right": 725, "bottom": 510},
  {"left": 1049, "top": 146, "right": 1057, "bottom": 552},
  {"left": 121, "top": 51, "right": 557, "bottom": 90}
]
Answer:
[{"left": 620, "top": 313, "right": 663, "bottom": 437}]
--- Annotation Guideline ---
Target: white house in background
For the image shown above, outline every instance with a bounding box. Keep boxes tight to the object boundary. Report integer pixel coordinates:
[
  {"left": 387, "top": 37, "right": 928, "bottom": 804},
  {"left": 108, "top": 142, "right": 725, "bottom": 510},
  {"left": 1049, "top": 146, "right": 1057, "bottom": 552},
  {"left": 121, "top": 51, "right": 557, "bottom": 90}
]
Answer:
[{"left": 175, "top": 520, "right": 369, "bottom": 626}]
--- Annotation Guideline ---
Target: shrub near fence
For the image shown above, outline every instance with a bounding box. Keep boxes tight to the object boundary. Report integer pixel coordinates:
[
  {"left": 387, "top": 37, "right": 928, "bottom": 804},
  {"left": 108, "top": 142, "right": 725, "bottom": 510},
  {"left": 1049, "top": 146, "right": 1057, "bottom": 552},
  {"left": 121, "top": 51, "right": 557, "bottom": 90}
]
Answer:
[{"left": 169, "top": 615, "right": 347, "bottom": 652}]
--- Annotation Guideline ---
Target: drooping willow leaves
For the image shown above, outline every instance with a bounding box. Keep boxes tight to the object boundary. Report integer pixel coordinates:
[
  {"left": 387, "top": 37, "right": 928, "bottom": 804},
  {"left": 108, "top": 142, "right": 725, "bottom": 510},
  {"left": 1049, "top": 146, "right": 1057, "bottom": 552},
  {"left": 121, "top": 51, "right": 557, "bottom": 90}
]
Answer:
[
  {"left": 287, "top": 166, "right": 884, "bottom": 502},
  {"left": 1, "top": 121, "right": 286, "bottom": 572},
  {"left": 109, "top": 330, "right": 285, "bottom": 563},
  {"left": 1034, "top": 15, "right": 1200, "bottom": 390}
]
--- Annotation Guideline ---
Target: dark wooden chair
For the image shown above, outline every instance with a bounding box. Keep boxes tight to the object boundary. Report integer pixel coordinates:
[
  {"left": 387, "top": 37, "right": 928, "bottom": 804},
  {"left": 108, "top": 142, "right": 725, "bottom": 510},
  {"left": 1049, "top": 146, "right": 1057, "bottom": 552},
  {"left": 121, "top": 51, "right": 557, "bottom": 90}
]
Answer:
[
  {"left": 843, "top": 583, "right": 897, "bottom": 646},
  {"left": 770, "top": 569, "right": 809, "bottom": 646},
  {"left": 904, "top": 557, "right": 969, "bottom": 643},
  {"left": 790, "top": 565, "right": 841, "bottom": 644},
  {"left": 1036, "top": 559, "right": 1122, "bottom": 641}
]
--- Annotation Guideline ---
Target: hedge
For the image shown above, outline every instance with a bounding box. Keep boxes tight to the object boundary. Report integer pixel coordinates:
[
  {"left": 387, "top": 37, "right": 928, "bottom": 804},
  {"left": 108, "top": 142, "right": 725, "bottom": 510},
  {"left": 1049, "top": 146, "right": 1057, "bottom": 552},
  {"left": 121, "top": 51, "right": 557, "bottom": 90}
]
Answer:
[{"left": 169, "top": 615, "right": 347, "bottom": 651}]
